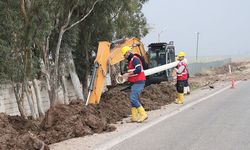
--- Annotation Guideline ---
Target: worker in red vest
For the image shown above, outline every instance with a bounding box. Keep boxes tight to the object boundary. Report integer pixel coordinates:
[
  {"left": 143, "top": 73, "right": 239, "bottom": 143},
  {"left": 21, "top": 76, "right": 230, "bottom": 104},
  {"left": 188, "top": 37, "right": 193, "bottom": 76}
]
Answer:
[
  {"left": 175, "top": 51, "right": 188, "bottom": 104},
  {"left": 121, "top": 46, "right": 148, "bottom": 123}
]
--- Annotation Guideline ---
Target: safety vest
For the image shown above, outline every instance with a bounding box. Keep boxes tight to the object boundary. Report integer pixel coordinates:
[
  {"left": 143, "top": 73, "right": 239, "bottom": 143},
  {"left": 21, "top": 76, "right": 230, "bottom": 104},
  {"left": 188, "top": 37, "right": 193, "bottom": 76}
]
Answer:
[
  {"left": 177, "top": 61, "right": 188, "bottom": 81},
  {"left": 128, "top": 56, "right": 146, "bottom": 83}
]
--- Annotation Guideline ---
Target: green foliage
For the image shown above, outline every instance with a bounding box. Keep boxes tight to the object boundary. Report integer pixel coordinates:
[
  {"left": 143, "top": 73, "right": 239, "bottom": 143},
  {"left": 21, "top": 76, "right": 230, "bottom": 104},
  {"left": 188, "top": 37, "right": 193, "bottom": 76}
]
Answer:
[
  {"left": 0, "top": 0, "right": 45, "bottom": 83},
  {"left": 0, "top": 0, "right": 23, "bottom": 83},
  {"left": 112, "top": 0, "right": 149, "bottom": 38},
  {"left": 0, "top": 0, "right": 150, "bottom": 86},
  {"left": 74, "top": 0, "right": 149, "bottom": 83}
]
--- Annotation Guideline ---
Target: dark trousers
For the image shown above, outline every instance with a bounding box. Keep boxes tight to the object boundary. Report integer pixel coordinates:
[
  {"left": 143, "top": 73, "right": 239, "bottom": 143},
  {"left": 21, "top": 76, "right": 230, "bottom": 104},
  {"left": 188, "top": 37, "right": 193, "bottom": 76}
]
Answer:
[
  {"left": 176, "top": 80, "right": 185, "bottom": 93},
  {"left": 184, "top": 79, "right": 189, "bottom": 87}
]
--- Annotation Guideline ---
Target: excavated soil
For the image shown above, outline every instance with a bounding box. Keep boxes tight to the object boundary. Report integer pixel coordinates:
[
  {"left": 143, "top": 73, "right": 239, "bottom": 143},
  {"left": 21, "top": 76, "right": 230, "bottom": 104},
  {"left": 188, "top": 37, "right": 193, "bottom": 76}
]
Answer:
[
  {"left": 38, "top": 82, "right": 176, "bottom": 144},
  {"left": 0, "top": 82, "right": 176, "bottom": 149},
  {"left": 0, "top": 113, "right": 49, "bottom": 150},
  {"left": 1, "top": 61, "right": 249, "bottom": 149}
]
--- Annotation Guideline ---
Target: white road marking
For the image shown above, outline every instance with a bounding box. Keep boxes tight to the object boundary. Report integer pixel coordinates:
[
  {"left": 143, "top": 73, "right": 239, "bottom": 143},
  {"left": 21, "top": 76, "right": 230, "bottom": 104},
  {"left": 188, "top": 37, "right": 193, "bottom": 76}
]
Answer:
[{"left": 94, "top": 81, "right": 241, "bottom": 150}]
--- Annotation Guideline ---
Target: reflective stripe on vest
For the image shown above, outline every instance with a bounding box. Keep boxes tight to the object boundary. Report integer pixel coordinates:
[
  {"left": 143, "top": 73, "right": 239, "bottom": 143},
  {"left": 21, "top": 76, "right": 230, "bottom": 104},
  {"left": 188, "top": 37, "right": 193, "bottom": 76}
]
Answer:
[
  {"left": 177, "top": 61, "right": 188, "bottom": 81},
  {"left": 128, "top": 56, "right": 146, "bottom": 83}
]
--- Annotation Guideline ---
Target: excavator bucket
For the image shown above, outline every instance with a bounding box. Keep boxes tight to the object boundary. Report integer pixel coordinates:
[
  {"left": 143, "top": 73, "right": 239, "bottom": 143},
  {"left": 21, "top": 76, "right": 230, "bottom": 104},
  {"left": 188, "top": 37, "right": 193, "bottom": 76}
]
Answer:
[{"left": 86, "top": 41, "right": 111, "bottom": 104}]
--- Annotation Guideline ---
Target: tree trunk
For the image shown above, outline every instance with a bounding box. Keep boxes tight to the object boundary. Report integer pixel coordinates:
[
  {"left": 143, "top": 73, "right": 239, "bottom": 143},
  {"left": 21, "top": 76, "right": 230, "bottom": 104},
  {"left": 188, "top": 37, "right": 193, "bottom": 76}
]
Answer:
[
  {"left": 45, "top": 74, "right": 51, "bottom": 91},
  {"left": 0, "top": 94, "right": 4, "bottom": 112},
  {"left": 83, "top": 39, "right": 90, "bottom": 96},
  {"left": 60, "top": 63, "right": 69, "bottom": 104},
  {"left": 54, "top": 28, "right": 64, "bottom": 81},
  {"left": 83, "top": 73, "right": 89, "bottom": 97},
  {"left": 61, "top": 75, "right": 69, "bottom": 104},
  {"left": 24, "top": 81, "right": 37, "bottom": 119},
  {"left": 32, "top": 79, "right": 45, "bottom": 117},
  {"left": 48, "top": 83, "right": 58, "bottom": 106},
  {"left": 12, "top": 82, "right": 28, "bottom": 119},
  {"left": 29, "top": 81, "right": 39, "bottom": 118},
  {"left": 66, "top": 50, "right": 84, "bottom": 101},
  {"left": 51, "top": 27, "right": 65, "bottom": 106},
  {"left": 40, "top": 59, "right": 53, "bottom": 107},
  {"left": 46, "top": 64, "right": 58, "bottom": 106}
]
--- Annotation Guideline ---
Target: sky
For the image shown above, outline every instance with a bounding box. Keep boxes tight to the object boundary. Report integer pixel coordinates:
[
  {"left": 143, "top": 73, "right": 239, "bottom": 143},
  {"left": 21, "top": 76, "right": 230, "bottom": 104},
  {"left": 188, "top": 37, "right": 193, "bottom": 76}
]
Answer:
[{"left": 142, "top": 0, "right": 250, "bottom": 57}]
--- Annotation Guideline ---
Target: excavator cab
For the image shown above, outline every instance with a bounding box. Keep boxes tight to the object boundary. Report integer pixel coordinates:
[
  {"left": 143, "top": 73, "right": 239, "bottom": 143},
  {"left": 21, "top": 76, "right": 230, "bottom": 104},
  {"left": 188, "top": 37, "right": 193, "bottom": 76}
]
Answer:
[{"left": 147, "top": 41, "right": 175, "bottom": 83}]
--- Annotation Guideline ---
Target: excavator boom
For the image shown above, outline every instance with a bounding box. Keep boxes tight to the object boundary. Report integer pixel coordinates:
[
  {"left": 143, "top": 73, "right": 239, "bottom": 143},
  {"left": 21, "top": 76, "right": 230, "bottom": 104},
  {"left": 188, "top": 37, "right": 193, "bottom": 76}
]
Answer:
[
  {"left": 86, "top": 38, "right": 147, "bottom": 105},
  {"left": 109, "top": 38, "right": 148, "bottom": 65},
  {"left": 86, "top": 41, "right": 111, "bottom": 104}
]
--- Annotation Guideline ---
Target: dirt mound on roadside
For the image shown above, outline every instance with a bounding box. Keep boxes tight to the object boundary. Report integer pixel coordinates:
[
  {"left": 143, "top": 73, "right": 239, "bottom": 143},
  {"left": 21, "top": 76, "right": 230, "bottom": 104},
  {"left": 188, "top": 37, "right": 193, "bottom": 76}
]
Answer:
[
  {"left": 0, "top": 82, "right": 176, "bottom": 148},
  {"left": 38, "top": 101, "right": 116, "bottom": 144},
  {"left": 38, "top": 82, "right": 176, "bottom": 144},
  {"left": 141, "top": 82, "right": 176, "bottom": 110},
  {"left": 0, "top": 113, "right": 49, "bottom": 150},
  {"left": 212, "top": 62, "right": 247, "bottom": 74},
  {"left": 190, "top": 61, "right": 250, "bottom": 89}
]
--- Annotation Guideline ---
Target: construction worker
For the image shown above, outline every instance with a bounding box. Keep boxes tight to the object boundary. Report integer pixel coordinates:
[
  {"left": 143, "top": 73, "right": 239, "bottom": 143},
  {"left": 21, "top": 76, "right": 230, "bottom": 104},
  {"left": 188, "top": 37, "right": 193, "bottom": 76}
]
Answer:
[
  {"left": 183, "top": 58, "right": 190, "bottom": 95},
  {"left": 175, "top": 51, "right": 188, "bottom": 104},
  {"left": 121, "top": 46, "right": 148, "bottom": 123}
]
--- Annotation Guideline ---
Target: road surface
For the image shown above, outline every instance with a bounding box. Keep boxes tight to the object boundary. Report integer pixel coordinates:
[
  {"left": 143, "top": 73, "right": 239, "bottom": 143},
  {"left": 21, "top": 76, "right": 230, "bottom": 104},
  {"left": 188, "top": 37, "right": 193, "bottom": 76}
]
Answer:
[{"left": 109, "top": 81, "right": 250, "bottom": 150}]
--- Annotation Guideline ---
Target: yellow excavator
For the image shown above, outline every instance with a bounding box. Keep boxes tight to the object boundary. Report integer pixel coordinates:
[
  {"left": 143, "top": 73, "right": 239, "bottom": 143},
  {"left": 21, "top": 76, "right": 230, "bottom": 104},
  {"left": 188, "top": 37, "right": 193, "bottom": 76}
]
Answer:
[{"left": 86, "top": 37, "right": 177, "bottom": 105}]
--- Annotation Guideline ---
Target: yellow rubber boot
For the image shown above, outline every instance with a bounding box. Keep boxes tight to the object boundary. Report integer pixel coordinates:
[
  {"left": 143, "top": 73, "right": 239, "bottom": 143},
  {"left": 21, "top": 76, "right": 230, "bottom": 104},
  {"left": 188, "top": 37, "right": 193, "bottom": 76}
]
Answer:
[
  {"left": 176, "top": 93, "right": 181, "bottom": 104},
  {"left": 137, "top": 106, "right": 148, "bottom": 123},
  {"left": 178, "top": 93, "right": 184, "bottom": 104},
  {"left": 131, "top": 107, "right": 138, "bottom": 122}
]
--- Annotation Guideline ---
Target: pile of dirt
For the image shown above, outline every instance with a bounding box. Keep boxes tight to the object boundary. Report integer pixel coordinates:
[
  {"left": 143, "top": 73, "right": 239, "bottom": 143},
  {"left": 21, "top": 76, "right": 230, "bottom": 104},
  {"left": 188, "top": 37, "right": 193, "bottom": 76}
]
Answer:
[
  {"left": 141, "top": 82, "right": 176, "bottom": 110},
  {"left": 0, "top": 82, "right": 176, "bottom": 149},
  {"left": 38, "top": 101, "right": 116, "bottom": 144},
  {"left": 0, "top": 113, "right": 49, "bottom": 150},
  {"left": 212, "top": 62, "right": 247, "bottom": 74},
  {"left": 38, "top": 82, "right": 176, "bottom": 144},
  {"left": 216, "top": 62, "right": 250, "bottom": 81},
  {"left": 190, "top": 61, "right": 250, "bottom": 89}
]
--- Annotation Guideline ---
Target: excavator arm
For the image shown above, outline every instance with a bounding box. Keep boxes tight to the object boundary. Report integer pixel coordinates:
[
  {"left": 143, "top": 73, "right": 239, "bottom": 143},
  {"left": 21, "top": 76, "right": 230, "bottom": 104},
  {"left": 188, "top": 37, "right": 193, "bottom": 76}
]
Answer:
[{"left": 86, "top": 38, "right": 147, "bottom": 105}]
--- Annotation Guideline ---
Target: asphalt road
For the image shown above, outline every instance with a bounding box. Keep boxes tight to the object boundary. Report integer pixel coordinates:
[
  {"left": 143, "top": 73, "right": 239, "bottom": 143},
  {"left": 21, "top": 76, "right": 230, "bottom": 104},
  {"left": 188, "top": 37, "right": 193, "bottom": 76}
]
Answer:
[{"left": 109, "top": 81, "right": 250, "bottom": 150}]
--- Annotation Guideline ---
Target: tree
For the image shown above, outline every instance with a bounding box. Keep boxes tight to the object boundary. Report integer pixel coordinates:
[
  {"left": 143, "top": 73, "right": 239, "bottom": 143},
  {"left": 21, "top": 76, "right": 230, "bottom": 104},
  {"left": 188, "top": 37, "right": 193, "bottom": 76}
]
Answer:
[
  {"left": 0, "top": 0, "right": 150, "bottom": 119},
  {"left": 40, "top": 0, "right": 101, "bottom": 105},
  {"left": 74, "top": 0, "right": 149, "bottom": 90}
]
